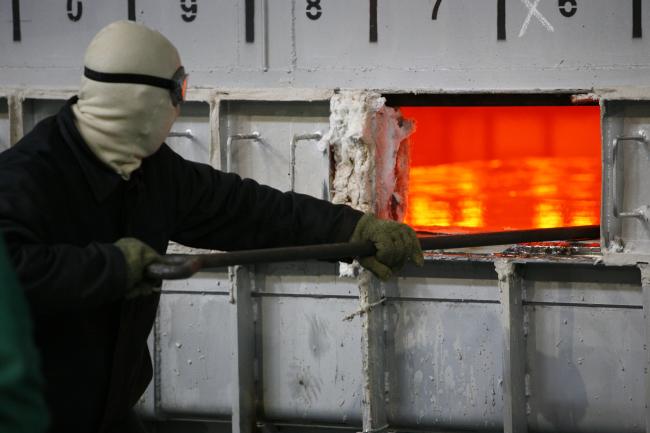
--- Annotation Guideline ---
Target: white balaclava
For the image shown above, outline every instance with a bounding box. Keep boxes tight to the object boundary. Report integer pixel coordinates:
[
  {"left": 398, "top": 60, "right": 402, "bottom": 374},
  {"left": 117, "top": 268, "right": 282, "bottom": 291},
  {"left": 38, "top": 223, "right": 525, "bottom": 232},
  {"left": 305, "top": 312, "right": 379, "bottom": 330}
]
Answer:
[{"left": 73, "top": 21, "right": 182, "bottom": 180}]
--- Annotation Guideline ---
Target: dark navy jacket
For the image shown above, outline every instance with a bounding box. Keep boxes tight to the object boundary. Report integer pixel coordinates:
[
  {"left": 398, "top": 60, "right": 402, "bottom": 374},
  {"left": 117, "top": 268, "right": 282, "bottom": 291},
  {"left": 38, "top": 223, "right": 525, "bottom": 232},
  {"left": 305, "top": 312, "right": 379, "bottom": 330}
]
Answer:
[{"left": 0, "top": 98, "right": 362, "bottom": 433}]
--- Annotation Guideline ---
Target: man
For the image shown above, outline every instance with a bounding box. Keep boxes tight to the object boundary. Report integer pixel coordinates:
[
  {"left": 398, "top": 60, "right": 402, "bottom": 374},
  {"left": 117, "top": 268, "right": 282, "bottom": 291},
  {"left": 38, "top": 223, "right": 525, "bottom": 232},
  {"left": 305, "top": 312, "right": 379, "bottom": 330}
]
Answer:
[{"left": 0, "top": 21, "right": 422, "bottom": 433}]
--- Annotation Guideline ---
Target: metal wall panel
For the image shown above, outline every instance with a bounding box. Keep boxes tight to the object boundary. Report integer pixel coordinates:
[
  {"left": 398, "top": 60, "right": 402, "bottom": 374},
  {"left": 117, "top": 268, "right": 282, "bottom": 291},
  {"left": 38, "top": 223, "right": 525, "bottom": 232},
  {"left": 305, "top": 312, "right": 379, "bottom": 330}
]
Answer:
[
  {"left": 385, "top": 301, "right": 504, "bottom": 431},
  {"left": 137, "top": 0, "right": 240, "bottom": 73},
  {"left": 157, "top": 291, "right": 234, "bottom": 418},
  {"left": 523, "top": 264, "right": 644, "bottom": 433},
  {"left": 0, "top": 1, "right": 123, "bottom": 71},
  {"left": 525, "top": 306, "right": 644, "bottom": 433},
  {"left": 260, "top": 296, "right": 363, "bottom": 426},
  {"left": 219, "top": 101, "right": 329, "bottom": 197},
  {"left": 3, "top": 0, "right": 650, "bottom": 90}
]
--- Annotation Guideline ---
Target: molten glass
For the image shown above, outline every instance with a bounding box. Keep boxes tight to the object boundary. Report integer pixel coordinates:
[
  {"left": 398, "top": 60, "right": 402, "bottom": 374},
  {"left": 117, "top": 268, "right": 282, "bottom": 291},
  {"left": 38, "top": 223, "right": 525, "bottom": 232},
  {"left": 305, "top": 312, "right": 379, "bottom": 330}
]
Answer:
[{"left": 401, "top": 106, "right": 601, "bottom": 233}]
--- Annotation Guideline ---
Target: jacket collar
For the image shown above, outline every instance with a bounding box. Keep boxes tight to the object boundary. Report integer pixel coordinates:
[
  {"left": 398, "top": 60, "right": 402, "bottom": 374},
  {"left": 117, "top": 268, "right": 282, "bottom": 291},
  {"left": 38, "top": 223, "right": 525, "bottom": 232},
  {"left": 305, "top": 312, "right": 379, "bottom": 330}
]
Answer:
[{"left": 56, "top": 97, "right": 124, "bottom": 202}]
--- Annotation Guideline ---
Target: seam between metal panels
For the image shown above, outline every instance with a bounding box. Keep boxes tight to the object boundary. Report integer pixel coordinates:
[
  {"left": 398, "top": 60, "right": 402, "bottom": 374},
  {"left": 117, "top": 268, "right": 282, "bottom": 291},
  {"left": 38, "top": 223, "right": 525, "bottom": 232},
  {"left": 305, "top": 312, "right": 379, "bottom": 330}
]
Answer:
[
  {"left": 251, "top": 292, "right": 359, "bottom": 299},
  {"left": 523, "top": 300, "right": 642, "bottom": 309},
  {"left": 160, "top": 290, "right": 230, "bottom": 296},
  {"left": 153, "top": 307, "right": 162, "bottom": 418},
  {"left": 385, "top": 296, "right": 499, "bottom": 304}
]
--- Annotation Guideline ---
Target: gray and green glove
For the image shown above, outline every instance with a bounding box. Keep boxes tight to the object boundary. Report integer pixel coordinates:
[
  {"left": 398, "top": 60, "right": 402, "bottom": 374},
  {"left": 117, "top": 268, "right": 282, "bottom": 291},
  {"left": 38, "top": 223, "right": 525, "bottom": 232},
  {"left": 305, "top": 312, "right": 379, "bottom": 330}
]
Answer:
[
  {"left": 350, "top": 213, "right": 424, "bottom": 280},
  {"left": 114, "top": 237, "right": 162, "bottom": 299}
]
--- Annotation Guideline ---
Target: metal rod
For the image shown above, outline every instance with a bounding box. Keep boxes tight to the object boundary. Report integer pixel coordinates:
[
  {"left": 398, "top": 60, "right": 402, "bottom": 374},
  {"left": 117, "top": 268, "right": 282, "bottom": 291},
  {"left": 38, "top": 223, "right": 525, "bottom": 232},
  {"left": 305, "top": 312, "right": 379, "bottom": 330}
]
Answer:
[
  {"left": 226, "top": 132, "right": 261, "bottom": 173},
  {"left": 260, "top": 0, "right": 268, "bottom": 71},
  {"left": 167, "top": 129, "right": 194, "bottom": 139},
  {"left": 147, "top": 225, "right": 600, "bottom": 280},
  {"left": 290, "top": 131, "right": 322, "bottom": 191}
]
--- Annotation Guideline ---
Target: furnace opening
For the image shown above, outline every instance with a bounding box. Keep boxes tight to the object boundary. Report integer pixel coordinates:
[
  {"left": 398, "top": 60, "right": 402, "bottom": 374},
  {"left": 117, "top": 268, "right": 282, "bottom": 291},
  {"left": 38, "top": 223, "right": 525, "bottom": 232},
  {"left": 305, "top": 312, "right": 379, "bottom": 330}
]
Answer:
[{"left": 397, "top": 98, "right": 601, "bottom": 234}]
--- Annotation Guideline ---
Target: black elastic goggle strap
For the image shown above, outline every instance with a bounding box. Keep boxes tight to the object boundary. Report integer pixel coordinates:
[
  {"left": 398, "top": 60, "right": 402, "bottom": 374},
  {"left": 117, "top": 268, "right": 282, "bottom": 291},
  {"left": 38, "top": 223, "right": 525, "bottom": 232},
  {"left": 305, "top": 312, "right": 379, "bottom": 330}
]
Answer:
[{"left": 84, "top": 66, "right": 176, "bottom": 92}]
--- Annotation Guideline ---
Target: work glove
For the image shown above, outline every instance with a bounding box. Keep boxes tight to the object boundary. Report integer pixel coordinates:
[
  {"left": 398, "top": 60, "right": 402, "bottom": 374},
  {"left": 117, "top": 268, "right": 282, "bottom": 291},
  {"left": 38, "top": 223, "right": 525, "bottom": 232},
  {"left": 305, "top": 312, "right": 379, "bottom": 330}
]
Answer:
[
  {"left": 114, "top": 238, "right": 162, "bottom": 299},
  {"left": 350, "top": 213, "right": 424, "bottom": 281}
]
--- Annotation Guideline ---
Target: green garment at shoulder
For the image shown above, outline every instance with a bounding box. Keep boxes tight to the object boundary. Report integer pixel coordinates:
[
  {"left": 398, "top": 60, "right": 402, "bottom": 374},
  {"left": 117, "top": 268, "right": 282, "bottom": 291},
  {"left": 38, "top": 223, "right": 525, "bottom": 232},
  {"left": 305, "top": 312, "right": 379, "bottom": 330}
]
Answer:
[{"left": 0, "top": 238, "right": 49, "bottom": 433}]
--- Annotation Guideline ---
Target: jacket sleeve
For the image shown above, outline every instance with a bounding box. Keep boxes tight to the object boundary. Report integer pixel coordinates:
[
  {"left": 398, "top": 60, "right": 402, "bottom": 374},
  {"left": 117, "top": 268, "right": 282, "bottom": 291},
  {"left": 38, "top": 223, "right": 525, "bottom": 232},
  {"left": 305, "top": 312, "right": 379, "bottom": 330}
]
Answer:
[
  {"left": 168, "top": 152, "right": 364, "bottom": 251},
  {"left": 0, "top": 213, "right": 127, "bottom": 314}
]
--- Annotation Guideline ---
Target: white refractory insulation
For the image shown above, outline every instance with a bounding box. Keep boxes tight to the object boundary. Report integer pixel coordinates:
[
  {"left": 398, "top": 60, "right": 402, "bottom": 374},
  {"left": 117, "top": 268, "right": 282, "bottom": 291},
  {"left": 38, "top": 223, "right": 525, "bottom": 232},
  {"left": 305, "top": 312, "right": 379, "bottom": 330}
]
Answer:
[{"left": 323, "top": 91, "right": 413, "bottom": 276}]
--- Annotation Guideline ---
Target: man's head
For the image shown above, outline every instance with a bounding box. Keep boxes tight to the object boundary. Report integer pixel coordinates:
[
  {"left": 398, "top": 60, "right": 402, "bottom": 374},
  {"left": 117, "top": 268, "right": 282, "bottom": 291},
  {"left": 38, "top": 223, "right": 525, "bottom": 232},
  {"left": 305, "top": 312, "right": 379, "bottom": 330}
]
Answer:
[{"left": 73, "top": 21, "right": 187, "bottom": 179}]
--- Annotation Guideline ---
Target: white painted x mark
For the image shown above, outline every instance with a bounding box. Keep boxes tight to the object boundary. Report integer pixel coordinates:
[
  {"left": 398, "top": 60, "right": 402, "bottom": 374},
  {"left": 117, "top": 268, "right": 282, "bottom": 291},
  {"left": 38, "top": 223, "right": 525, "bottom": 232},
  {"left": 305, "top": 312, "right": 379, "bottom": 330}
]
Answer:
[{"left": 519, "top": 0, "right": 554, "bottom": 37}]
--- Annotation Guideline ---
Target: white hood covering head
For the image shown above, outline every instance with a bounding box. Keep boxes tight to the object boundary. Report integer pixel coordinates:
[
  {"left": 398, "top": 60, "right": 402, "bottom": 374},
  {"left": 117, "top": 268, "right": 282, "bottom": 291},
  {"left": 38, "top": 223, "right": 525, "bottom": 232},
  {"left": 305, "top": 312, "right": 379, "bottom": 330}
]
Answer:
[{"left": 73, "top": 20, "right": 182, "bottom": 179}]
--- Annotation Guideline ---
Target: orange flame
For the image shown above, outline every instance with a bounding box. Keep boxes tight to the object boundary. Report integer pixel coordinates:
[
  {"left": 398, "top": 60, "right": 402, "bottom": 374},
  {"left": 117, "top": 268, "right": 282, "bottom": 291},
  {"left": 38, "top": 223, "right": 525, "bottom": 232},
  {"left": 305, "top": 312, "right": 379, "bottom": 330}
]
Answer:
[{"left": 401, "top": 106, "right": 601, "bottom": 233}]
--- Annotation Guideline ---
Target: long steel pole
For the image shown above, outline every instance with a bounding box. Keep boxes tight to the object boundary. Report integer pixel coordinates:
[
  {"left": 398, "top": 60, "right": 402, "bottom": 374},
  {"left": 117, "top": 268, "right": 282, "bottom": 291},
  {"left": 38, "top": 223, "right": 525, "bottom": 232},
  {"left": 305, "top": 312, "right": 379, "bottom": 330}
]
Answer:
[{"left": 147, "top": 225, "right": 600, "bottom": 280}]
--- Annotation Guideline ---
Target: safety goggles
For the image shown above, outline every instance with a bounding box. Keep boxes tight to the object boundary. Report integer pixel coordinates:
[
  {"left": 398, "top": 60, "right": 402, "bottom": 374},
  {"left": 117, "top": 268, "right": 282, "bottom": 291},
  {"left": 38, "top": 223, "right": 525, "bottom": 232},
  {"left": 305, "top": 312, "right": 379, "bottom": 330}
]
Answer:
[{"left": 84, "top": 66, "right": 188, "bottom": 106}]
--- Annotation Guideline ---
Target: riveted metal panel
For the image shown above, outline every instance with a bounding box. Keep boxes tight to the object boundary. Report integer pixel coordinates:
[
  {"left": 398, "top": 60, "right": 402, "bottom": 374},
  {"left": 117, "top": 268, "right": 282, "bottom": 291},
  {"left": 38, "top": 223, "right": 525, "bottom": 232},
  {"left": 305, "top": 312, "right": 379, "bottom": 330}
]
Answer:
[
  {"left": 260, "top": 296, "right": 363, "bottom": 426},
  {"left": 157, "top": 292, "right": 233, "bottom": 418}
]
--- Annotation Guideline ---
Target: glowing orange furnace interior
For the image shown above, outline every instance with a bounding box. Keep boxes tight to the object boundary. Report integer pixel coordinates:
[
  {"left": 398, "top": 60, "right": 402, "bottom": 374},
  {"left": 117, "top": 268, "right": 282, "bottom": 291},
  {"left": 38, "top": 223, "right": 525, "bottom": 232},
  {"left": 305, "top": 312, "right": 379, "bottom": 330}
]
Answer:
[{"left": 400, "top": 106, "right": 602, "bottom": 234}]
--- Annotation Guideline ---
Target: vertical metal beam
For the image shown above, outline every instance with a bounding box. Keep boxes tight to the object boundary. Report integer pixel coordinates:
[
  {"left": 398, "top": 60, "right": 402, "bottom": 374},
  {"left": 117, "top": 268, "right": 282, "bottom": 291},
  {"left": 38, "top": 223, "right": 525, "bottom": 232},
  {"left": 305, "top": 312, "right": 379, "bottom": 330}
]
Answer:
[
  {"left": 359, "top": 270, "right": 388, "bottom": 433},
  {"left": 638, "top": 263, "right": 650, "bottom": 433},
  {"left": 209, "top": 97, "right": 222, "bottom": 170},
  {"left": 496, "top": 260, "right": 527, "bottom": 433},
  {"left": 7, "top": 93, "right": 23, "bottom": 146},
  {"left": 259, "top": 0, "right": 269, "bottom": 71},
  {"left": 231, "top": 265, "right": 256, "bottom": 433},
  {"left": 153, "top": 306, "right": 163, "bottom": 418}
]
